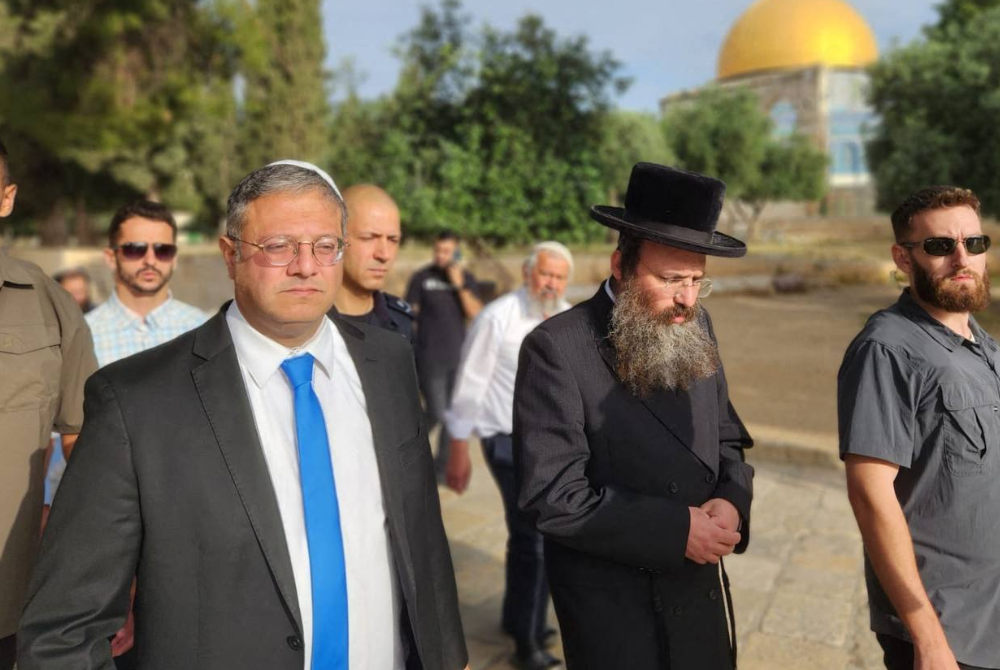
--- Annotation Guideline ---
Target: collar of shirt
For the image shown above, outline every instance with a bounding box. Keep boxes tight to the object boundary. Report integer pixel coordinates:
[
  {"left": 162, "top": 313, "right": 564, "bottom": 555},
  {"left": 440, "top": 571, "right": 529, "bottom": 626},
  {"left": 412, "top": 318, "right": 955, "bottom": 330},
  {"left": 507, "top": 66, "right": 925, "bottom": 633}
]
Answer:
[
  {"left": 104, "top": 289, "right": 182, "bottom": 331},
  {"left": 0, "top": 249, "right": 35, "bottom": 286},
  {"left": 896, "top": 289, "right": 994, "bottom": 354},
  {"left": 371, "top": 290, "right": 392, "bottom": 323},
  {"left": 226, "top": 302, "right": 337, "bottom": 390},
  {"left": 604, "top": 277, "right": 616, "bottom": 304}
]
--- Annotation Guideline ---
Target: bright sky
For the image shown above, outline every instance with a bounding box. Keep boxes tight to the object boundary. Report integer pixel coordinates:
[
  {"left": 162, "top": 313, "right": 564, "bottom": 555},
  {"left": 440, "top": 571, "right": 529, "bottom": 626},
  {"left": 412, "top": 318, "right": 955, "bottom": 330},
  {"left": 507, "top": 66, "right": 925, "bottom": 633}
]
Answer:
[{"left": 322, "top": 0, "right": 939, "bottom": 112}]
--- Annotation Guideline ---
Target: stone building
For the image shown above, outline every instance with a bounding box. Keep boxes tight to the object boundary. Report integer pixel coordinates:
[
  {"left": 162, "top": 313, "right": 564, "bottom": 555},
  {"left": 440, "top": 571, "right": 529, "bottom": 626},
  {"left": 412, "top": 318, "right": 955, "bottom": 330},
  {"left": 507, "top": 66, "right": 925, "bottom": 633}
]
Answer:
[{"left": 661, "top": 0, "right": 879, "bottom": 216}]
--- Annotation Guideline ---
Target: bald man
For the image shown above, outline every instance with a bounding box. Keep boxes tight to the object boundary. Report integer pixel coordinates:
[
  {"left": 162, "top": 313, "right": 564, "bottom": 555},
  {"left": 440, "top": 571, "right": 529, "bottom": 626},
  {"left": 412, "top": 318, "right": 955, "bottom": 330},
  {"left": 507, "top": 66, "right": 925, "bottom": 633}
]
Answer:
[{"left": 329, "top": 184, "right": 414, "bottom": 342}]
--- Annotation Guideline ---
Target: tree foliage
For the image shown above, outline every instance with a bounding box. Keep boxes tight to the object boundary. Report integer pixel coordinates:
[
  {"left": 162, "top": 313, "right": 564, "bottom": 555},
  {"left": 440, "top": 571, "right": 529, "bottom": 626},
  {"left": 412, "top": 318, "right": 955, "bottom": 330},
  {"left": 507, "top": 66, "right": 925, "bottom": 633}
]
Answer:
[
  {"left": 927, "top": 0, "right": 1000, "bottom": 36},
  {"left": 598, "top": 110, "right": 674, "bottom": 203},
  {"left": 326, "top": 0, "right": 630, "bottom": 246},
  {"left": 867, "top": 3, "right": 1000, "bottom": 215},
  {"left": 663, "top": 87, "right": 827, "bottom": 239},
  {"left": 0, "top": 0, "right": 241, "bottom": 242},
  {"left": 239, "top": 0, "right": 330, "bottom": 169},
  {"left": 2, "top": 0, "right": 638, "bottom": 247}
]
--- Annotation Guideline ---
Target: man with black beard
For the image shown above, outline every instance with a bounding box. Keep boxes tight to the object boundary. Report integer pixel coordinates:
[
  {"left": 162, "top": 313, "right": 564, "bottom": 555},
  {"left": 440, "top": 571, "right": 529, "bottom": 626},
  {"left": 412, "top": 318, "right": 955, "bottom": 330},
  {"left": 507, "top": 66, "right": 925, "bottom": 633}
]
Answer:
[
  {"left": 840, "top": 186, "right": 1000, "bottom": 670},
  {"left": 512, "top": 163, "right": 754, "bottom": 669},
  {"left": 87, "top": 199, "right": 208, "bottom": 369}
]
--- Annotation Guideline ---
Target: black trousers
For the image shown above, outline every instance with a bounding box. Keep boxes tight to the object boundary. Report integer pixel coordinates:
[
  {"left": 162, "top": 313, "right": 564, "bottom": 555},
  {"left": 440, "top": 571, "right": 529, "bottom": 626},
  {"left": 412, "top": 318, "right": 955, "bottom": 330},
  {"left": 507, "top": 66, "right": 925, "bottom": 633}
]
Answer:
[
  {"left": 115, "top": 647, "right": 138, "bottom": 670},
  {"left": 482, "top": 434, "right": 551, "bottom": 654},
  {"left": 0, "top": 634, "right": 14, "bottom": 670},
  {"left": 877, "top": 633, "right": 995, "bottom": 670}
]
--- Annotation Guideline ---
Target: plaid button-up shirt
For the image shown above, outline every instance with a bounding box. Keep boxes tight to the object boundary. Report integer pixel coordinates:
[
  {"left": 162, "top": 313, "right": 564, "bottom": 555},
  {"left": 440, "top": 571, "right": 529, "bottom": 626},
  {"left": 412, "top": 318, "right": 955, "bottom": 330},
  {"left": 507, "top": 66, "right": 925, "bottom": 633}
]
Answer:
[{"left": 85, "top": 290, "right": 209, "bottom": 367}]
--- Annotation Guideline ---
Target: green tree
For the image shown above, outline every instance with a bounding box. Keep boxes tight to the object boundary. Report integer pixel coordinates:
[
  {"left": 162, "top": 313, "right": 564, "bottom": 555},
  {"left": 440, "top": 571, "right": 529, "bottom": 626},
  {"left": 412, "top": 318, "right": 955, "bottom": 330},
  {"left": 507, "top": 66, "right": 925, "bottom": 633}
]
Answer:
[
  {"left": 663, "top": 86, "right": 827, "bottom": 239},
  {"left": 867, "top": 4, "right": 1000, "bottom": 214},
  {"left": 466, "top": 15, "right": 629, "bottom": 159},
  {"left": 927, "top": 0, "right": 1000, "bottom": 36},
  {"left": 599, "top": 110, "right": 674, "bottom": 205},
  {"left": 390, "top": 0, "right": 474, "bottom": 154},
  {"left": 327, "top": 0, "right": 629, "bottom": 246},
  {"left": 239, "top": 0, "right": 330, "bottom": 170},
  {"left": 0, "top": 0, "right": 241, "bottom": 242}
]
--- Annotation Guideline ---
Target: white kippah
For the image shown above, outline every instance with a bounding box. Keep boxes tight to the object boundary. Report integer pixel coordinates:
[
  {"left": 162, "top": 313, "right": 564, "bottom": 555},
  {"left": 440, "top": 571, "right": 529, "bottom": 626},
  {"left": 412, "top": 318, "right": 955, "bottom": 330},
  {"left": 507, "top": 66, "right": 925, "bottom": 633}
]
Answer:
[{"left": 267, "top": 159, "right": 342, "bottom": 198}]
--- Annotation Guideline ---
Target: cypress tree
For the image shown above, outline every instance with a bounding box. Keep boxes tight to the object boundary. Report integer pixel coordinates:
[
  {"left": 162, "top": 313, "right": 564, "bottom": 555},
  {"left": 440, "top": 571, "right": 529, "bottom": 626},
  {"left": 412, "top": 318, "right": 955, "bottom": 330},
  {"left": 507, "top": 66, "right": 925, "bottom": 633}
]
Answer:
[{"left": 240, "top": 0, "right": 330, "bottom": 169}]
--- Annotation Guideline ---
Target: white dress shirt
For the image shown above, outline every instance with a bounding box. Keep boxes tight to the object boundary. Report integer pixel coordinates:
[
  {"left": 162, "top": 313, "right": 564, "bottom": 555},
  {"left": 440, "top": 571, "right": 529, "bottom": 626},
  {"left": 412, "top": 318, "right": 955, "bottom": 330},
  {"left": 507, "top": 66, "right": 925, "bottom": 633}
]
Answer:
[
  {"left": 226, "top": 304, "right": 403, "bottom": 670},
  {"left": 444, "top": 286, "right": 570, "bottom": 440}
]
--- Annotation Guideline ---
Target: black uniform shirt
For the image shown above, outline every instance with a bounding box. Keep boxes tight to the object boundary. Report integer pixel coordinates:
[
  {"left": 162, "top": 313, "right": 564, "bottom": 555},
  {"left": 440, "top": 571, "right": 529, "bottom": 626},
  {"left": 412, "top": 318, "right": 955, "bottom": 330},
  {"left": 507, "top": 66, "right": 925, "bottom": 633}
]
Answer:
[
  {"left": 405, "top": 265, "right": 477, "bottom": 370},
  {"left": 331, "top": 291, "right": 414, "bottom": 344}
]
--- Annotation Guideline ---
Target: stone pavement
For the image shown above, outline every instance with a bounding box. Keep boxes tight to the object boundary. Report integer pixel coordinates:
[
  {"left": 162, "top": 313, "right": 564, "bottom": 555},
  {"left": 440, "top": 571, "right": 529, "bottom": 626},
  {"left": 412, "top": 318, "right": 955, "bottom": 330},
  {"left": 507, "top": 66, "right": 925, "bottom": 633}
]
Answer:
[{"left": 440, "top": 450, "right": 884, "bottom": 669}]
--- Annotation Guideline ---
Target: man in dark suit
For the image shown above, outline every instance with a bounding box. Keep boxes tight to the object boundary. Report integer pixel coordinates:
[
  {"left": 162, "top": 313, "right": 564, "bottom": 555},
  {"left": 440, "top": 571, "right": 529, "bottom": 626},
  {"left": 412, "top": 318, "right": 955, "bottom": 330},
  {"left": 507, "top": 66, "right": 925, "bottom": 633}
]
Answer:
[
  {"left": 513, "top": 163, "right": 754, "bottom": 670},
  {"left": 18, "top": 161, "right": 468, "bottom": 670}
]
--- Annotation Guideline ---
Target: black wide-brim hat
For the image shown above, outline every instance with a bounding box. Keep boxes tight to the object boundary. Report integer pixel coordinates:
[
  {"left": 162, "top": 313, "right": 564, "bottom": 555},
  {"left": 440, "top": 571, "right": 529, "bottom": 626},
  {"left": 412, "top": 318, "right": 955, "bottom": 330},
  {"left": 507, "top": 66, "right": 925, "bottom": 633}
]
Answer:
[{"left": 591, "top": 163, "right": 747, "bottom": 258}]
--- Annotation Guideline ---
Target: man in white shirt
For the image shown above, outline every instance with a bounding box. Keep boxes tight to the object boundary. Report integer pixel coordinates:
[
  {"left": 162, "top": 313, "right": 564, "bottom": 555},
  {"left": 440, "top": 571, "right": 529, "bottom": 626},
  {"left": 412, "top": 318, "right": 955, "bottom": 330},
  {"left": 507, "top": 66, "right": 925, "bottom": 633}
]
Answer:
[
  {"left": 19, "top": 161, "right": 468, "bottom": 670},
  {"left": 444, "top": 242, "right": 573, "bottom": 670}
]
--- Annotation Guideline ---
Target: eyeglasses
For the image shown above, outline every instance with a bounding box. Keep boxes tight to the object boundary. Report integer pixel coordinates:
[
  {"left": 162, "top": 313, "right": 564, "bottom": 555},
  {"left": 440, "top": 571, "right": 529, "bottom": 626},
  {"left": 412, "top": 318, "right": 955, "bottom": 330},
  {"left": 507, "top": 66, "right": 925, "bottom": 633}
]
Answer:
[
  {"left": 639, "top": 260, "right": 713, "bottom": 298},
  {"left": 114, "top": 242, "right": 178, "bottom": 262},
  {"left": 899, "top": 235, "right": 991, "bottom": 257},
  {"left": 228, "top": 235, "right": 347, "bottom": 267}
]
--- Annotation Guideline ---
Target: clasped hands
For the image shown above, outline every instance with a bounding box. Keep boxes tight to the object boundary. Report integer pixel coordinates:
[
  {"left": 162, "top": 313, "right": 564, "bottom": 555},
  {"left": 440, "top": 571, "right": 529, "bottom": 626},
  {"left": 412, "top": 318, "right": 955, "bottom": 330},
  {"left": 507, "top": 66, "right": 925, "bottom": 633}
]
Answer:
[{"left": 685, "top": 498, "right": 741, "bottom": 565}]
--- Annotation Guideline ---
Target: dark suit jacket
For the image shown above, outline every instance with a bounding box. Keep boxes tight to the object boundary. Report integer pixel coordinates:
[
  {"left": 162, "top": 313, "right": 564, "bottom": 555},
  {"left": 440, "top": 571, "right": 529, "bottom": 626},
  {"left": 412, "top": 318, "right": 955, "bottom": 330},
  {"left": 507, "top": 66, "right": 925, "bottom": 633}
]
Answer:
[
  {"left": 18, "top": 309, "right": 467, "bottom": 670},
  {"left": 513, "top": 284, "right": 753, "bottom": 670}
]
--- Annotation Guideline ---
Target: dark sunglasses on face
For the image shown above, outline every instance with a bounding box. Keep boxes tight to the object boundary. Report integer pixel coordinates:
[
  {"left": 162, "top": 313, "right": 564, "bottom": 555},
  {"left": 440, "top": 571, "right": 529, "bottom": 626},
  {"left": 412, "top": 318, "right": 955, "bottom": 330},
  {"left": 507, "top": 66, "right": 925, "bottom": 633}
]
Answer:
[
  {"left": 899, "top": 235, "right": 991, "bottom": 257},
  {"left": 114, "top": 242, "right": 178, "bottom": 262}
]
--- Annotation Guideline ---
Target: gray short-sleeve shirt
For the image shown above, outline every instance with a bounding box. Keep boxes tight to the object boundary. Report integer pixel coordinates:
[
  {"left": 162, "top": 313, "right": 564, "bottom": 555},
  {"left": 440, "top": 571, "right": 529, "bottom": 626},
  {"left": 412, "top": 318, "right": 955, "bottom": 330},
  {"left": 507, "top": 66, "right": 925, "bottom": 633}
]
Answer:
[{"left": 838, "top": 290, "right": 1000, "bottom": 667}]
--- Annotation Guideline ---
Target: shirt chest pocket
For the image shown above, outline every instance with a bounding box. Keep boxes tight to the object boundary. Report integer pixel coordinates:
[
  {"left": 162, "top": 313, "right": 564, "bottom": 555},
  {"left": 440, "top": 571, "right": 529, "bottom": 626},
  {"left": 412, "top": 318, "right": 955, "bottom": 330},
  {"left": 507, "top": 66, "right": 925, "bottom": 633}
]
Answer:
[
  {"left": 0, "top": 323, "right": 62, "bottom": 411},
  {"left": 940, "top": 382, "right": 1000, "bottom": 476}
]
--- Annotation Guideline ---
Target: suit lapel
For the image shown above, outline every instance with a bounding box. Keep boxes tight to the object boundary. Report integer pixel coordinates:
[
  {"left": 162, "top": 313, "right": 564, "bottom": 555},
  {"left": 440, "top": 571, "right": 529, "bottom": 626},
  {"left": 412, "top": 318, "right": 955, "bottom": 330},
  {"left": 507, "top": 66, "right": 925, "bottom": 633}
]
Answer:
[
  {"left": 190, "top": 310, "right": 303, "bottom": 634},
  {"left": 590, "top": 283, "right": 717, "bottom": 474}
]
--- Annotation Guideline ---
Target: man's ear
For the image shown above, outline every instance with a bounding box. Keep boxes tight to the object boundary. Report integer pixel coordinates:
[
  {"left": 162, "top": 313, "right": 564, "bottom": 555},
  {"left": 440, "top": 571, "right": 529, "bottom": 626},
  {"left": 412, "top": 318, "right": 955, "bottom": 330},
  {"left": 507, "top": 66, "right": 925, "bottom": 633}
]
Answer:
[
  {"left": 103, "top": 246, "right": 117, "bottom": 271},
  {"left": 0, "top": 183, "right": 17, "bottom": 218},
  {"left": 219, "top": 236, "right": 238, "bottom": 280},
  {"left": 611, "top": 249, "right": 623, "bottom": 282},
  {"left": 891, "top": 243, "right": 913, "bottom": 277}
]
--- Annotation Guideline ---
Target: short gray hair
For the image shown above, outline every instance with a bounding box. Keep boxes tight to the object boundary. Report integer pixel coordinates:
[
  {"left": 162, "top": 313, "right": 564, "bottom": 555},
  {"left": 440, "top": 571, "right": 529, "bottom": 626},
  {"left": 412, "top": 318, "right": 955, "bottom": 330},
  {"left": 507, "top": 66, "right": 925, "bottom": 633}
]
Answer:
[
  {"left": 526, "top": 240, "right": 574, "bottom": 277},
  {"left": 226, "top": 164, "right": 348, "bottom": 242}
]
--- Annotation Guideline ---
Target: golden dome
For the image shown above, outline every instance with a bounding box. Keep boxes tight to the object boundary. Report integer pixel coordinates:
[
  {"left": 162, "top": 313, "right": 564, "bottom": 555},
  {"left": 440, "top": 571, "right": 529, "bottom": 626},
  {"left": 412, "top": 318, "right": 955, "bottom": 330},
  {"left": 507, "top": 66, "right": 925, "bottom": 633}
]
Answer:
[{"left": 717, "top": 0, "right": 878, "bottom": 80}]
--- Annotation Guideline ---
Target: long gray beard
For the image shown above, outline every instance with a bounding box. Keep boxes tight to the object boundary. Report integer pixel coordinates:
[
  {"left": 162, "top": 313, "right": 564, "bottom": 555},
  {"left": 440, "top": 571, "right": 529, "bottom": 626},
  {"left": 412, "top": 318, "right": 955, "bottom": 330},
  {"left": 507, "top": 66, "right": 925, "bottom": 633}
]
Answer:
[
  {"left": 608, "top": 278, "right": 719, "bottom": 397},
  {"left": 526, "top": 291, "right": 562, "bottom": 319}
]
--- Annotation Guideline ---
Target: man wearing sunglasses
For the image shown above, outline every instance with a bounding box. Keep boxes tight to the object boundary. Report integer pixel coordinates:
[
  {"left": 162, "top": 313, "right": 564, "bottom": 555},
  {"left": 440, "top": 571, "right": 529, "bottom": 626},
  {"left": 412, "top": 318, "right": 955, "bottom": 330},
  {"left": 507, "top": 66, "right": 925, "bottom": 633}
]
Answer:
[
  {"left": 840, "top": 186, "right": 1000, "bottom": 670},
  {"left": 79, "top": 201, "right": 209, "bottom": 666},
  {"left": 86, "top": 200, "right": 208, "bottom": 369}
]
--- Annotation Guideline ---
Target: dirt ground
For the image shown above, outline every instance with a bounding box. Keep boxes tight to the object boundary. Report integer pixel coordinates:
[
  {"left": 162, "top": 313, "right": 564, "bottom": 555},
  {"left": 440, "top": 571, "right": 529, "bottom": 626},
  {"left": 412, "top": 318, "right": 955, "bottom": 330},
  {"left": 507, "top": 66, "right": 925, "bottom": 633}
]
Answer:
[{"left": 708, "top": 284, "right": 899, "bottom": 442}]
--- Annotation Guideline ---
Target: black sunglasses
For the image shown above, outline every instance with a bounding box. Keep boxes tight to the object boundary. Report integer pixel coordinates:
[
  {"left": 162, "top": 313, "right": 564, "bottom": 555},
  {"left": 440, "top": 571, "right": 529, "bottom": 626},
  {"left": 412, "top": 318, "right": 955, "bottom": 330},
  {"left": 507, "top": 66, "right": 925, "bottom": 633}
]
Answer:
[
  {"left": 899, "top": 235, "right": 991, "bottom": 257},
  {"left": 114, "top": 242, "right": 178, "bottom": 262}
]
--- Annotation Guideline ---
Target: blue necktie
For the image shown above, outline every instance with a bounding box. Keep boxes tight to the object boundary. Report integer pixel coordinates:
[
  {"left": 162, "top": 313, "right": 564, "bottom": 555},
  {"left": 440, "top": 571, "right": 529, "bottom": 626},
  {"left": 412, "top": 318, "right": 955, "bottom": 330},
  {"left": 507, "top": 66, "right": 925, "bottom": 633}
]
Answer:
[{"left": 281, "top": 354, "right": 348, "bottom": 669}]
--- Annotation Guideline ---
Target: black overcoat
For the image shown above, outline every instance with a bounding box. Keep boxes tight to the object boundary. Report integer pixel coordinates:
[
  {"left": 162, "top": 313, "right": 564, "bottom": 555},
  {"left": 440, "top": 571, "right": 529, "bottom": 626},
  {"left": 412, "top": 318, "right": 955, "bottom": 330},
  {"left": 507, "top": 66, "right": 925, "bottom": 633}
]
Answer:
[{"left": 513, "top": 283, "right": 754, "bottom": 669}]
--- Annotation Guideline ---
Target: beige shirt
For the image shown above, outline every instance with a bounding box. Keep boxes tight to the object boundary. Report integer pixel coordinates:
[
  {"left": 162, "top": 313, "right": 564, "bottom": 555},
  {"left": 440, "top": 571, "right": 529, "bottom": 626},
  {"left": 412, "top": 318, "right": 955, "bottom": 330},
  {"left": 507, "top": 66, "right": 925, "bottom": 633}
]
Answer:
[{"left": 0, "top": 250, "right": 97, "bottom": 635}]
